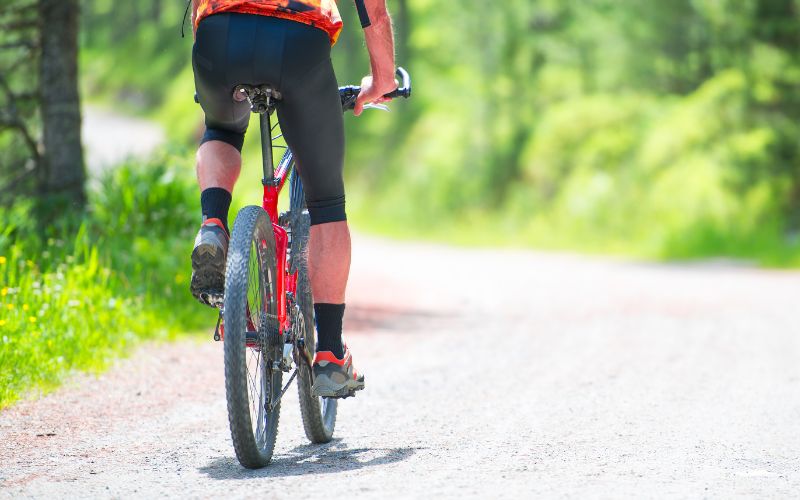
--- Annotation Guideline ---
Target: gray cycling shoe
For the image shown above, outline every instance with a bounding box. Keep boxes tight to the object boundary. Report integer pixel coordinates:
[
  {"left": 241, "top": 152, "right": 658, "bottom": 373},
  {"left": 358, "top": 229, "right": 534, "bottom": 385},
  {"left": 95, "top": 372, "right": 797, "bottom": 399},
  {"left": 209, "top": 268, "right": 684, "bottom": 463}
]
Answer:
[
  {"left": 312, "top": 346, "right": 365, "bottom": 398},
  {"left": 190, "top": 218, "right": 229, "bottom": 307}
]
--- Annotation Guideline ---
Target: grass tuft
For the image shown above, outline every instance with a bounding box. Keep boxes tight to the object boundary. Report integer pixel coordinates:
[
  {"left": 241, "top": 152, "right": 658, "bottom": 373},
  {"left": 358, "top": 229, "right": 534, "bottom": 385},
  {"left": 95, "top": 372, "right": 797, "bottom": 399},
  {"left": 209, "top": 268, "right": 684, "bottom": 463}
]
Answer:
[{"left": 0, "top": 151, "right": 215, "bottom": 408}]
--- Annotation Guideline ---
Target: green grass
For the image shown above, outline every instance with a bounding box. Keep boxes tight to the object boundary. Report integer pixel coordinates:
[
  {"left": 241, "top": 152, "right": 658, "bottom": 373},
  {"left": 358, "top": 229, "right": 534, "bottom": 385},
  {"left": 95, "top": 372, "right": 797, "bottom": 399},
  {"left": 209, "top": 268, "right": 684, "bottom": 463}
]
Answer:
[{"left": 0, "top": 151, "right": 216, "bottom": 408}]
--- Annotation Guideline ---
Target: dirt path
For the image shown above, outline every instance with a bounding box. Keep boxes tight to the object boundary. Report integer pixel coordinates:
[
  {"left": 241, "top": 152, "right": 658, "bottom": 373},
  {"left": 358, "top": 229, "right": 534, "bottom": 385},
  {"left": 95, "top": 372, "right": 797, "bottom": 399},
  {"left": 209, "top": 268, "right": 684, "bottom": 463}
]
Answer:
[{"left": 2, "top": 235, "right": 800, "bottom": 498}]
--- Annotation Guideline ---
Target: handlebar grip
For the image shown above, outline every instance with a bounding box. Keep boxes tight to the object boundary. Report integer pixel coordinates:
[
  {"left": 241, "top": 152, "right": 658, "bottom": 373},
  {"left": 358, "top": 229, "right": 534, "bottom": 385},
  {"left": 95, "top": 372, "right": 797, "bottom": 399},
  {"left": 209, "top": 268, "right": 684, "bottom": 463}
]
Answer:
[
  {"left": 383, "top": 67, "right": 411, "bottom": 99},
  {"left": 339, "top": 67, "right": 412, "bottom": 111}
]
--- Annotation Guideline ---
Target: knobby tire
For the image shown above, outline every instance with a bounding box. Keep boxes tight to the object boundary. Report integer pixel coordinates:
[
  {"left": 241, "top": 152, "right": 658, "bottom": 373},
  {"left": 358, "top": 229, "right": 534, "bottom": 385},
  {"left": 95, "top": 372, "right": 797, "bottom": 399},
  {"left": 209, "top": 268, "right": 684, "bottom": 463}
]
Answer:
[{"left": 224, "top": 205, "right": 282, "bottom": 469}]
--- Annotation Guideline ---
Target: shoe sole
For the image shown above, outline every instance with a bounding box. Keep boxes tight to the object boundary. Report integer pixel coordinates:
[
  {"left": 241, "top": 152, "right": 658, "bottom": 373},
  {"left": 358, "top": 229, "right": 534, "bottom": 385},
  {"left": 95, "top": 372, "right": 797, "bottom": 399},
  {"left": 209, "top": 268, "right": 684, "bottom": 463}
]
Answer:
[
  {"left": 190, "top": 242, "right": 226, "bottom": 306},
  {"left": 312, "top": 376, "right": 365, "bottom": 399}
]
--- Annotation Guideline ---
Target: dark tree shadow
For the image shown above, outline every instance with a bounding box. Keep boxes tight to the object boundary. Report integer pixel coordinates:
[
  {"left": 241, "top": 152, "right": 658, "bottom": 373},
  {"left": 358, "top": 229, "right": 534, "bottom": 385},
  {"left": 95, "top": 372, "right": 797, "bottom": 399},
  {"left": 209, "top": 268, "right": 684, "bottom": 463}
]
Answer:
[{"left": 199, "top": 439, "right": 417, "bottom": 479}]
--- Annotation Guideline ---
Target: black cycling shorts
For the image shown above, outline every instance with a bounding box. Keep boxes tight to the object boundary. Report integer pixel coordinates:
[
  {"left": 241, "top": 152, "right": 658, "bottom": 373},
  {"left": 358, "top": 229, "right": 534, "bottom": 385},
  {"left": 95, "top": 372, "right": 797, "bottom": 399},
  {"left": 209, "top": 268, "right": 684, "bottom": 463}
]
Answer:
[{"left": 192, "top": 13, "right": 346, "bottom": 225}]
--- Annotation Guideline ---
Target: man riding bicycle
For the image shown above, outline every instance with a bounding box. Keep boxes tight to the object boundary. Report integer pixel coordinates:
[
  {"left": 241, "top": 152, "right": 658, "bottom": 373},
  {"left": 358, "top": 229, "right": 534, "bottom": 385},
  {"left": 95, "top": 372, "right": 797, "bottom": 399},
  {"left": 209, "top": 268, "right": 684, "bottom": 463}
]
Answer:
[{"left": 188, "top": 0, "right": 396, "bottom": 397}]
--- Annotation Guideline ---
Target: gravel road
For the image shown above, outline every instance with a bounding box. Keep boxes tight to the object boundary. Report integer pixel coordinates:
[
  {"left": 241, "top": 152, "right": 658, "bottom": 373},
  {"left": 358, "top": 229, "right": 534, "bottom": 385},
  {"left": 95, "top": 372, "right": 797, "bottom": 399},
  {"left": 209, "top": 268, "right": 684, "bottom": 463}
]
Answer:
[{"left": 2, "top": 235, "right": 800, "bottom": 498}]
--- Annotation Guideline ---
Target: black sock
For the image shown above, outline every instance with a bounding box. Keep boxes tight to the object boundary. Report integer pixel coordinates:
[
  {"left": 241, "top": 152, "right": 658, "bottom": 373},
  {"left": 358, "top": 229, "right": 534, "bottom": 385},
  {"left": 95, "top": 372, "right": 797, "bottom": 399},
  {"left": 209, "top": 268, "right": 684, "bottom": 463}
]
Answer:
[
  {"left": 200, "top": 188, "right": 232, "bottom": 234},
  {"left": 315, "top": 303, "right": 345, "bottom": 358}
]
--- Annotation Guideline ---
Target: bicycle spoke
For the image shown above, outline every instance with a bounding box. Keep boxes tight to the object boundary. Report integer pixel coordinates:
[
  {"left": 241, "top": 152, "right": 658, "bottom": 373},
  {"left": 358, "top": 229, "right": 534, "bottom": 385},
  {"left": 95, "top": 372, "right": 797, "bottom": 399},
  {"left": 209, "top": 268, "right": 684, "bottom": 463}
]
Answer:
[
  {"left": 246, "top": 241, "right": 263, "bottom": 329},
  {"left": 247, "top": 351, "right": 261, "bottom": 421},
  {"left": 248, "top": 348, "right": 273, "bottom": 448},
  {"left": 247, "top": 351, "right": 259, "bottom": 396}
]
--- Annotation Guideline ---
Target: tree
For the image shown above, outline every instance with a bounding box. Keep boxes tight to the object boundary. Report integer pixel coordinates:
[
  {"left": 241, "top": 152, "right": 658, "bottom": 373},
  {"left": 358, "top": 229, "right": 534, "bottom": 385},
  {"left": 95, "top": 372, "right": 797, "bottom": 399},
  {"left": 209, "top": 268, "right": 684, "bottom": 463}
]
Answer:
[
  {"left": 0, "top": 0, "right": 40, "bottom": 203},
  {"left": 38, "top": 0, "right": 85, "bottom": 210}
]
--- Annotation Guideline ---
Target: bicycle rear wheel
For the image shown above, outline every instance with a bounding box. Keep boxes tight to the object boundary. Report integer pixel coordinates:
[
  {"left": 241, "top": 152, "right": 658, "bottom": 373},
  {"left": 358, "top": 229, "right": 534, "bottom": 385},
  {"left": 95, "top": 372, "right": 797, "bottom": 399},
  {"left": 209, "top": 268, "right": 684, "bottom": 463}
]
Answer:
[
  {"left": 289, "top": 169, "right": 337, "bottom": 443},
  {"left": 223, "top": 205, "right": 282, "bottom": 469}
]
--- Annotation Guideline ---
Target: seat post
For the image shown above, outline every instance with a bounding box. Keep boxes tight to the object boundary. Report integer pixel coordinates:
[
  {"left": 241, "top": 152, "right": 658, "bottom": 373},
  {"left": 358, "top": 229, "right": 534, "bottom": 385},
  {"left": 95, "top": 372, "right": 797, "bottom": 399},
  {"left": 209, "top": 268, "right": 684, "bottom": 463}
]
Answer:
[{"left": 260, "top": 110, "right": 275, "bottom": 185}]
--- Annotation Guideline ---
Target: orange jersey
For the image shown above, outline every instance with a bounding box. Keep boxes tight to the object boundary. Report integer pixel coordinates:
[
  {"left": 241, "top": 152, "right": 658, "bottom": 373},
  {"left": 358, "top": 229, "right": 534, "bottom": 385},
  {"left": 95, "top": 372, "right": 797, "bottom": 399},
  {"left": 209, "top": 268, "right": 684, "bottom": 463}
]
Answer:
[{"left": 194, "top": 0, "right": 343, "bottom": 44}]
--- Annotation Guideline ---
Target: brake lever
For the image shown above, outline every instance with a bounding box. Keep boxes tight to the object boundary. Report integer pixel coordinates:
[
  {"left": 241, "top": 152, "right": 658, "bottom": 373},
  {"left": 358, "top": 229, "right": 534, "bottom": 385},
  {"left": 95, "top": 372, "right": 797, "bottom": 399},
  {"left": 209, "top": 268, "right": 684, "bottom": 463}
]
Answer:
[{"left": 363, "top": 103, "right": 390, "bottom": 112}]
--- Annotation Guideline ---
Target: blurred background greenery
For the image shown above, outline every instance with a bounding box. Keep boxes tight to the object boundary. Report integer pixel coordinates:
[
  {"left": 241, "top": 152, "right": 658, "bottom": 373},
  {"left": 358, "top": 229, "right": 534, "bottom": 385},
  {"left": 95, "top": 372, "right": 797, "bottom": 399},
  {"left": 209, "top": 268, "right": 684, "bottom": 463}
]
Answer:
[
  {"left": 82, "top": 0, "right": 800, "bottom": 263},
  {"left": 1, "top": 0, "right": 799, "bottom": 405}
]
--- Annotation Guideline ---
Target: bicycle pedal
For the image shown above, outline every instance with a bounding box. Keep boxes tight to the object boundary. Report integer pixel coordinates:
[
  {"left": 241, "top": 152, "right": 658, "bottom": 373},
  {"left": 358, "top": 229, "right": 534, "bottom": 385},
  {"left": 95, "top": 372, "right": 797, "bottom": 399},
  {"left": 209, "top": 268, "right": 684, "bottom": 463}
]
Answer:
[
  {"left": 200, "top": 292, "right": 224, "bottom": 308},
  {"left": 331, "top": 389, "right": 358, "bottom": 400}
]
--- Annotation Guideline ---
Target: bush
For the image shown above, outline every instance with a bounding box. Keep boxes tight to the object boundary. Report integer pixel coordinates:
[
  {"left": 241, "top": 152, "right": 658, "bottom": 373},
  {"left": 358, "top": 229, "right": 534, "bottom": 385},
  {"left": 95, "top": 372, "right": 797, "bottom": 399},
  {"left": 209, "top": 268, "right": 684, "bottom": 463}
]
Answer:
[{"left": 0, "top": 152, "right": 214, "bottom": 408}]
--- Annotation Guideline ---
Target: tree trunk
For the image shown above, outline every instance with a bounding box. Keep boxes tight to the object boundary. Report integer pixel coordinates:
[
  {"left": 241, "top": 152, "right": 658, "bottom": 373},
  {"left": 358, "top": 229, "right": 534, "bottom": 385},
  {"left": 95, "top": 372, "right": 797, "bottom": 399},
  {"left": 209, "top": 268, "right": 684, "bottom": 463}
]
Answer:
[
  {"left": 394, "top": 0, "right": 411, "bottom": 65},
  {"left": 151, "top": 0, "right": 161, "bottom": 23},
  {"left": 39, "top": 0, "right": 85, "bottom": 210}
]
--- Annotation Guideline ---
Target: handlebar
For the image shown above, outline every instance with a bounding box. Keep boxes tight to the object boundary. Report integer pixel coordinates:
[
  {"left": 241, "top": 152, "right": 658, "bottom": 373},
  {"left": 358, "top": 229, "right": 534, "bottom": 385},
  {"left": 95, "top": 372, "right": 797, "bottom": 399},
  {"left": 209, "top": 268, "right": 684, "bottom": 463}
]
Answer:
[
  {"left": 339, "top": 67, "right": 412, "bottom": 112},
  {"left": 386, "top": 67, "right": 412, "bottom": 99}
]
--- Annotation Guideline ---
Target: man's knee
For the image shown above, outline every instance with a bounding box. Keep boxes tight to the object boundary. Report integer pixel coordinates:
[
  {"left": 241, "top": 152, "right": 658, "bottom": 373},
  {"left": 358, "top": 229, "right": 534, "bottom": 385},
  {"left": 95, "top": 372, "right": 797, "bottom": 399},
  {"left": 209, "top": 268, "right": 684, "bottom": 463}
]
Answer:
[
  {"left": 307, "top": 196, "right": 346, "bottom": 226},
  {"left": 201, "top": 127, "right": 246, "bottom": 152}
]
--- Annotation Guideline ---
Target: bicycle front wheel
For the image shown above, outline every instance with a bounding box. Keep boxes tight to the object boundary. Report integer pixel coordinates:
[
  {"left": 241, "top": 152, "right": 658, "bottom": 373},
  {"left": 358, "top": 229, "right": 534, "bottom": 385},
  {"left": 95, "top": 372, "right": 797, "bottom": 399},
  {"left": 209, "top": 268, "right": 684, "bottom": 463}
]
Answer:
[{"left": 223, "top": 205, "right": 282, "bottom": 469}]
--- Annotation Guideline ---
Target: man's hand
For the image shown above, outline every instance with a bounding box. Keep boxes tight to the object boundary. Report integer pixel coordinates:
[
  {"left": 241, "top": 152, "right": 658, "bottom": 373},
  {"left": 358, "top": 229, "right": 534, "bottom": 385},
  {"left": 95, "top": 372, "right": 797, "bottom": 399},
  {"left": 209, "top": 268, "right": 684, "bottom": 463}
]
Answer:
[{"left": 354, "top": 75, "right": 397, "bottom": 116}]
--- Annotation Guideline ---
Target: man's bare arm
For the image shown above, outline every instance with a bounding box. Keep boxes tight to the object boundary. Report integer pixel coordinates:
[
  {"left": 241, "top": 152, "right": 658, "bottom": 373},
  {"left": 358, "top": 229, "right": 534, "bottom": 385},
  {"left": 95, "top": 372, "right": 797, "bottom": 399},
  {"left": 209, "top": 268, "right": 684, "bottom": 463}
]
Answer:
[
  {"left": 354, "top": 0, "right": 397, "bottom": 116},
  {"left": 364, "top": 0, "right": 396, "bottom": 89}
]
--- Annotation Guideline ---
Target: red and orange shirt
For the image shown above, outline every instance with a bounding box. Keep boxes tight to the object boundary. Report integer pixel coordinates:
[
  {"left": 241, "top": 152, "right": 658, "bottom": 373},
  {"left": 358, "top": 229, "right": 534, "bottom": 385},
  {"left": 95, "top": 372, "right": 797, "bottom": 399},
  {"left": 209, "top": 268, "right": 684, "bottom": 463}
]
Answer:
[{"left": 194, "top": 0, "right": 343, "bottom": 44}]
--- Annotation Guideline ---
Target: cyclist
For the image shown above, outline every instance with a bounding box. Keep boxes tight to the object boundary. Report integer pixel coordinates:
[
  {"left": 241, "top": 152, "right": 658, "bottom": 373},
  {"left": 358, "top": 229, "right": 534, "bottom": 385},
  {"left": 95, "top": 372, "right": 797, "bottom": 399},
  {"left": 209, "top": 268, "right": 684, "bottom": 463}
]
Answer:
[{"left": 188, "top": 0, "right": 396, "bottom": 397}]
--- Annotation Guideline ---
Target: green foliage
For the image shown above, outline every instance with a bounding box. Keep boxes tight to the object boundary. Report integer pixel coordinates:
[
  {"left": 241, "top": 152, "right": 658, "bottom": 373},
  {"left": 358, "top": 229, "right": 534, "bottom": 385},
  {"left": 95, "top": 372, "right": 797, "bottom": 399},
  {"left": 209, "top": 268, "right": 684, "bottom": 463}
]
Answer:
[
  {"left": 80, "top": 0, "right": 190, "bottom": 110},
  {"left": 346, "top": 0, "right": 800, "bottom": 266},
  {"left": 0, "top": 0, "right": 40, "bottom": 200},
  {"left": 0, "top": 154, "right": 215, "bottom": 408},
  {"left": 78, "top": 0, "right": 800, "bottom": 265}
]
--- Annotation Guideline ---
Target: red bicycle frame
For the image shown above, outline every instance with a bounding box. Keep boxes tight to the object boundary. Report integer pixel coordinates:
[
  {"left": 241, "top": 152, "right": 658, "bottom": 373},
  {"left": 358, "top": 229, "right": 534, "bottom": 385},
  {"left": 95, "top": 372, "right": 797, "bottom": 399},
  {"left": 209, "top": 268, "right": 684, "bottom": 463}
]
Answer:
[
  {"left": 260, "top": 108, "right": 296, "bottom": 337},
  {"left": 215, "top": 87, "right": 297, "bottom": 344}
]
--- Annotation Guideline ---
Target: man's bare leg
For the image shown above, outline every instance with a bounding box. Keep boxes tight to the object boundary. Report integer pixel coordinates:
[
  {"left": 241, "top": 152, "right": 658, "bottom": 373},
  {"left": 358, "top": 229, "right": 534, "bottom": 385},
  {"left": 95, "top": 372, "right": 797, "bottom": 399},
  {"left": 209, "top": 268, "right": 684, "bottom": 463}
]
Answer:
[
  {"left": 197, "top": 140, "right": 241, "bottom": 194},
  {"left": 308, "top": 221, "right": 351, "bottom": 304},
  {"left": 308, "top": 221, "right": 351, "bottom": 360}
]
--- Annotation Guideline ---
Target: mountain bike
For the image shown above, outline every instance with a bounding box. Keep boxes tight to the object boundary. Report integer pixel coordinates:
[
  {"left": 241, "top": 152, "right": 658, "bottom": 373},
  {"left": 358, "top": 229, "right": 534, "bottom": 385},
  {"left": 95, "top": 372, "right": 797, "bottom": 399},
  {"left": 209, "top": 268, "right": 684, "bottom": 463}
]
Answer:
[{"left": 203, "top": 68, "right": 411, "bottom": 469}]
